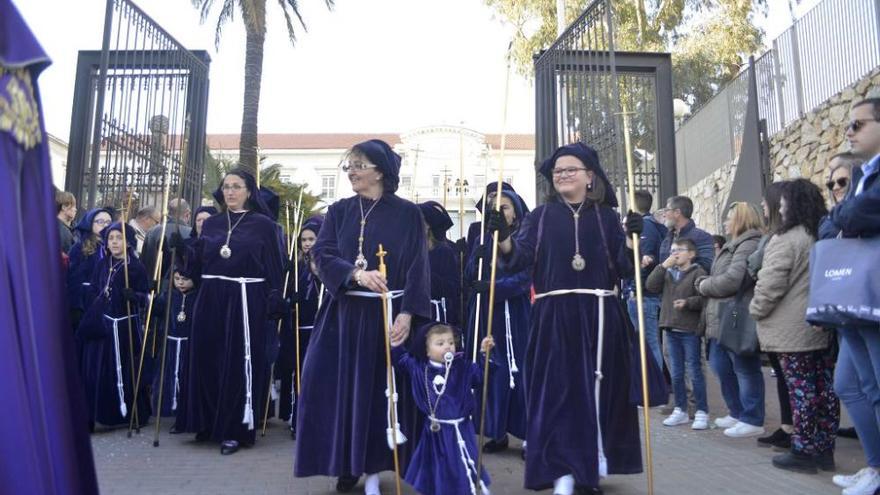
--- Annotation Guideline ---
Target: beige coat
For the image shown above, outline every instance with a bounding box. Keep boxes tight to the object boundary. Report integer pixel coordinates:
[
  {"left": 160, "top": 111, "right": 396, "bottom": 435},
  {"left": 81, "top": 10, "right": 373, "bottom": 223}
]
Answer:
[
  {"left": 749, "top": 225, "right": 831, "bottom": 352},
  {"left": 698, "top": 229, "right": 762, "bottom": 341}
]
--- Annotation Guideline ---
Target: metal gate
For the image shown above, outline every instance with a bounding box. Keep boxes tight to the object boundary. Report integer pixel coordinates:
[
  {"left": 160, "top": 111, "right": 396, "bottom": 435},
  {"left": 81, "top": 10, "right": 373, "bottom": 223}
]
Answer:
[
  {"left": 534, "top": 0, "right": 677, "bottom": 207},
  {"left": 65, "top": 0, "right": 210, "bottom": 216}
]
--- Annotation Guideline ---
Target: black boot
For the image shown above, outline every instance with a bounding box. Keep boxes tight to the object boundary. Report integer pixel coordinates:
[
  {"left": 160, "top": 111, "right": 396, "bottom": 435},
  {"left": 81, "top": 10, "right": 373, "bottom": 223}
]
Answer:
[
  {"left": 772, "top": 451, "right": 818, "bottom": 474},
  {"left": 757, "top": 428, "right": 791, "bottom": 449},
  {"left": 838, "top": 426, "right": 858, "bottom": 439},
  {"left": 220, "top": 440, "right": 240, "bottom": 455},
  {"left": 814, "top": 450, "right": 835, "bottom": 471},
  {"left": 575, "top": 485, "right": 604, "bottom": 495},
  {"left": 482, "top": 435, "right": 509, "bottom": 453},
  {"left": 336, "top": 475, "right": 359, "bottom": 493}
]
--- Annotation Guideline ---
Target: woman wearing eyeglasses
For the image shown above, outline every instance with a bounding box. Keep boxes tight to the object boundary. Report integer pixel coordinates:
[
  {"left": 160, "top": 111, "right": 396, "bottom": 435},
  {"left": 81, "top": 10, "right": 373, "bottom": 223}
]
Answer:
[
  {"left": 67, "top": 208, "right": 113, "bottom": 331},
  {"left": 486, "top": 143, "right": 644, "bottom": 495},
  {"left": 294, "top": 139, "right": 431, "bottom": 495},
  {"left": 176, "top": 169, "right": 285, "bottom": 456}
]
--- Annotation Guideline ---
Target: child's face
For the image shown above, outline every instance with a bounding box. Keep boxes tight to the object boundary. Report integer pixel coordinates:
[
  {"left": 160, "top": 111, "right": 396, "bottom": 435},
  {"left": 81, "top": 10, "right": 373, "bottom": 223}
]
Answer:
[
  {"left": 426, "top": 331, "right": 456, "bottom": 363},
  {"left": 107, "top": 230, "right": 126, "bottom": 258},
  {"left": 670, "top": 245, "right": 695, "bottom": 267},
  {"left": 173, "top": 272, "right": 194, "bottom": 292}
]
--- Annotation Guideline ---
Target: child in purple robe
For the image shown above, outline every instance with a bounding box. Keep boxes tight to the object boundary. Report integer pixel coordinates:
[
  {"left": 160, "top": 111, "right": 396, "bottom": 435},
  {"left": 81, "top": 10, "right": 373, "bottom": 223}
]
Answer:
[{"left": 392, "top": 323, "right": 494, "bottom": 495}]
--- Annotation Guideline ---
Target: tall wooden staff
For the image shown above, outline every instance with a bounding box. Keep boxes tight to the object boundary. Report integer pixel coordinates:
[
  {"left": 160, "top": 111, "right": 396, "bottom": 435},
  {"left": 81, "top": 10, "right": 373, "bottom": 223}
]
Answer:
[
  {"left": 120, "top": 191, "right": 140, "bottom": 429},
  {"left": 128, "top": 164, "right": 173, "bottom": 437},
  {"left": 469, "top": 166, "right": 490, "bottom": 361},
  {"left": 152, "top": 118, "right": 192, "bottom": 446},
  {"left": 292, "top": 188, "right": 305, "bottom": 395},
  {"left": 476, "top": 42, "right": 513, "bottom": 488},
  {"left": 260, "top": 201, "right": 296, "bottom": 436},
  {"left": 621, "top": 111, "right": 655, "bottom": 494},
  {"left": 377, "top": 244, "right": 402, "bottom": 495},
  {"left": 458, "top": 135, "right": 467, "bottom": 335}
]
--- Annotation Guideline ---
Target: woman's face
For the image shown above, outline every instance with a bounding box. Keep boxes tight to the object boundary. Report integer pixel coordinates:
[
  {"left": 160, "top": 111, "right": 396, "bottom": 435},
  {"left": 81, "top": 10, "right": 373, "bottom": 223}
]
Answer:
[
  {"left": 828, "top": 160, "right": 851, "bottom": 203},
  {"left": 92, "top": 211, "right": 112, "bottom": 236},
  {"left": 723, "top": 209, "right": 735, "bottom": 237},
  {"left": 107, "top": 230, "right": 126, "bottom": 258},
  {"left": 552, "top": 155, "right": 593, "bottom": 200},
  {"left": 346, "top": 155, "right": 383, "bottom": 195},
  {"left": 300, "top": 229, "right": 317, "bottom": 254},
  {"left": 62, "top": 201, "right": 77, "bottom": 223},
  {"left": 195, "top": 211, "right": 211, "bottom": 236},
  {"left": 779, "top": 196, "right": 789, "bottom": 222},
  {"left": 222, "top": 174, "right": 250, "bottom": 211}
]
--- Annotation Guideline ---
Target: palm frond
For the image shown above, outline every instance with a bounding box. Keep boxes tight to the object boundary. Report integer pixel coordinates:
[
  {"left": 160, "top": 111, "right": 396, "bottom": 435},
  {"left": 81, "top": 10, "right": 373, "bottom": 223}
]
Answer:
[{"left": 213, "top": 0, "right": 237, "bottom": 48}]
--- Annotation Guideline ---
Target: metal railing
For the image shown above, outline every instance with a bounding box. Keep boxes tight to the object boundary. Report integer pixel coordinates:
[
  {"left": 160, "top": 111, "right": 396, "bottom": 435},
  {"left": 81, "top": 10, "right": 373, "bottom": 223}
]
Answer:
[{"left": 676, "top": 0, "right": 880, "bottom": 191}]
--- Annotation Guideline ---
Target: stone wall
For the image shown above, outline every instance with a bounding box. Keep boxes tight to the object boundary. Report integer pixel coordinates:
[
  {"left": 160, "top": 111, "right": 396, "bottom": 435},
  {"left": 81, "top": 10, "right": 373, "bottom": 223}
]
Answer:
[{"left": 687, "top": 66, "right": 880, "bottom": 235}]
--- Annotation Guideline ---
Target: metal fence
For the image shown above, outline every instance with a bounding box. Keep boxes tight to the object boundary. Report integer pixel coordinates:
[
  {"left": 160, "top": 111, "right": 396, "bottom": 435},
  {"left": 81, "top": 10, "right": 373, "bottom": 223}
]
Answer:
[
  {"left": 534, "top": 0, "right": 677, "bottom": 205},
  {"left": 65, "top": 0, "right": 210, "bottom": 215},
  {"left": 676, "top": 0, "right": 880, "bottom": 191}
]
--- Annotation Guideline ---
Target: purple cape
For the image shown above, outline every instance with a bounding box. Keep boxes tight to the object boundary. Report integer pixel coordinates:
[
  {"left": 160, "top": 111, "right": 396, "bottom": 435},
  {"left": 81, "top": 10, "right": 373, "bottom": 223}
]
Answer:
[
  {"left": 294, "top": 193, "right": 431, "bottom": 477},
  {"left": 0, "top": 2, "right": 98, "bottom": 491},
  {"left": 181, "top": 210, "right": 285, "bottom": 444},
  {"left": 505, "top": 201, "right": 642, "bottom": 490}
]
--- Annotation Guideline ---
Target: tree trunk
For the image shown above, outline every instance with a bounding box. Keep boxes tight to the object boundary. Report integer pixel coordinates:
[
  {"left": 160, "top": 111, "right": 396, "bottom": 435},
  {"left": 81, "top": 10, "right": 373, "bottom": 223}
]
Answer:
[{"left": 239, "top": 24, "right": 265, "bottom": 177}]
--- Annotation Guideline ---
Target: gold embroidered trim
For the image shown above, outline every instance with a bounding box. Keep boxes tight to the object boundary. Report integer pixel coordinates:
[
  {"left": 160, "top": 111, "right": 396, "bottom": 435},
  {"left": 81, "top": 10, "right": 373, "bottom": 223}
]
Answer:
[{"left": 0, "top": 66, "right": 42, "bottom": 150}]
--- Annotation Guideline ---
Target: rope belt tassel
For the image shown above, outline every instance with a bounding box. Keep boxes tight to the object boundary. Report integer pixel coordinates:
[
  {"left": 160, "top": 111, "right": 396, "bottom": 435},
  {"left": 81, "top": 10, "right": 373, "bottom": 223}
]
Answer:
[
  {"left": 105, "top": 314, "right": 135, "bottom": 418},
  {"left": 167, "top": 336, "right": 188, "bottom": 411}
]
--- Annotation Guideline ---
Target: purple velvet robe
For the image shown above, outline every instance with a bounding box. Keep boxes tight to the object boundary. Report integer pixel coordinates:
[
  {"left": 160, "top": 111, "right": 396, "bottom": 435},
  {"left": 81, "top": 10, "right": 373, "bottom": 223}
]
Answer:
[
  {"left": 294, "top": 193, "right": 431, "bottom": 478},
  {"left": 504, "top": 201, "right": 642, "bottom": 490},
  {"left": 428, "top": 241, "right": 461, "bottom": 326},
  {"left": 76, "top": 254, "right": 151, "bottom": 427},
  {"left": 279, "top": 258, "right": 321, "bottom": 424},
  {"left": 0, "top": 3, "right": 99, "bottom": 490},
  {"left": 152, "top": 286, "right": 196, "bottom": 419},
  {"left": 392, "top": 348, "right": 490, "bottom": 495},
  {"left": 182, "top": 210, "right": 284, "bottom": 445}
]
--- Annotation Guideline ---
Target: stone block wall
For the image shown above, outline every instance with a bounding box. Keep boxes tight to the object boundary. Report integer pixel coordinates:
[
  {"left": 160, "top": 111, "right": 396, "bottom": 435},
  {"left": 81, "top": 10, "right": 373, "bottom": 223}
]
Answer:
[{"left": 687, "top": 66, "right": 880, "bottom": 235}]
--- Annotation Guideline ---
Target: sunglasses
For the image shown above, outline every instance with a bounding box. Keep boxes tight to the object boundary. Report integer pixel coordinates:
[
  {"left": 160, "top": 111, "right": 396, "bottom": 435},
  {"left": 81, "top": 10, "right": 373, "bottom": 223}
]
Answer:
[
  {"left": 826, "top": 177, "right": 849, "bottom": 190},
  {"left": 847, "top": 118, "right": 879, "bottom": 133}
]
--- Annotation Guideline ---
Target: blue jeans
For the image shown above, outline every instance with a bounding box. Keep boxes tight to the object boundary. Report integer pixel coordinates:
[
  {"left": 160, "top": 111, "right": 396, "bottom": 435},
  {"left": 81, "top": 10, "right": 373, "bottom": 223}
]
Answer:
[
  {"left": 665, "top": 331, "right": 708, "bottom": 412},
  {"left": 836, "top": 328, "right": 880, "bottom": 468},
  {"left": 628, "top": 295, "right": 662, "bottom": 371},
  {"left": 708, "top": 339, "right": 765, "bottom": 426}
]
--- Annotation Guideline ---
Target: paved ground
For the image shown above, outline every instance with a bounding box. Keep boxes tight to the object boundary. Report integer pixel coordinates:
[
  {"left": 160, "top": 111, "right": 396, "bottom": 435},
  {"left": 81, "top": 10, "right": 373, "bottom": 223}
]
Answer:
[{"left": 93, "top": 369, "right": 864, "bottom": 494}]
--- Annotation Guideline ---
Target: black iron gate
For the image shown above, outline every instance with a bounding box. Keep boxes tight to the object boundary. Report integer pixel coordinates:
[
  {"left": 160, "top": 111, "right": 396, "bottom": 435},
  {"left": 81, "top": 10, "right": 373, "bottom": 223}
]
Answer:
[
  {"left": 65, "top": 0, "right": 210, "bottom": 216},
  {"left": 534, "top": 0, "right": 677, "bottom": 207}
]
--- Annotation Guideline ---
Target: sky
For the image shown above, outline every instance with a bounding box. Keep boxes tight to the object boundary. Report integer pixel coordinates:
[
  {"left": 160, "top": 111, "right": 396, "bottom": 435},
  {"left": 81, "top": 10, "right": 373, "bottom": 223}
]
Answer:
[{"left": 15, "top": 0, "right": 822, "bottom": 142}]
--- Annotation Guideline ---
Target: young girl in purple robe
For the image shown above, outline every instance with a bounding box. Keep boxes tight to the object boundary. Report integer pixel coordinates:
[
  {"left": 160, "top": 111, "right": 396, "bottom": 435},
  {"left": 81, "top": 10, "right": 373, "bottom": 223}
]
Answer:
[
  {"left": 67, "top": 208, "right": 112, "bottom": 329},
  {"left": 391, "top": 323, "right": 494, "bottom": 495},
  {"left": 76, "top": 222, "right": 150, "bottom": 429}
]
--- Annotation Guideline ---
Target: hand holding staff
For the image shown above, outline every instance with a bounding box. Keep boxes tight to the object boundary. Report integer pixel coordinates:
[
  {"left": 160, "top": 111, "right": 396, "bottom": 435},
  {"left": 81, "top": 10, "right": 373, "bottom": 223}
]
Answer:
[{"left": 377, "top": 244, "right": 402, "bottom": 495}]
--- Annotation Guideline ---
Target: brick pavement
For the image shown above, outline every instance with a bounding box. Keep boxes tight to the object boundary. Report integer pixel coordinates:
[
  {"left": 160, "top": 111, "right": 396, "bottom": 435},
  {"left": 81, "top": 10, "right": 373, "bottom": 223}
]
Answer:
[{"left": 93, "top": 370, "right": 863, "bottom": 494}]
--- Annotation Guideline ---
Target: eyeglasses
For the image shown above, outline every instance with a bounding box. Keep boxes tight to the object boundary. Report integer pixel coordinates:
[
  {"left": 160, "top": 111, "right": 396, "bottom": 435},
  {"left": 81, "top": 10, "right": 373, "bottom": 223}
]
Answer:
[
  {"left": 221, "top": 184, "right": 246, "bottom": 192},
  {"left": 847, "top": 118, "right": 879, "bottom": 133},
  {"left": 551, "top": 167, "right": 587, "bottom": 178},
  {"left": 825, "top": 177, "right": 849, "bottom": 190},
  {"left": 93, "top": 219, "right": 112, "bottom": 226},
  {"left": 669, "top": 247, "right": 692, "bottom": 253},
  {"left": 341, "top": 160, "right": 376, "bottom": 172}
]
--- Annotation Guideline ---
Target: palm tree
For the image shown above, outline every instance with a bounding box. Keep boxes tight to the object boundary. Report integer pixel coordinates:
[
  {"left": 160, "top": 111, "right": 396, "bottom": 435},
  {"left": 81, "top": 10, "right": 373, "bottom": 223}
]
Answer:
[{"left": 193, "top": 0, "right": 334, "bottom": 176}]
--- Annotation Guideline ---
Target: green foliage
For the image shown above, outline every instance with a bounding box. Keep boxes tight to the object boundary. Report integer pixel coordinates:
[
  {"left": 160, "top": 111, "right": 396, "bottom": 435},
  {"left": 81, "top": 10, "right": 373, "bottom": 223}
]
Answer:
[{"left": 485, "top": 0, "right": 766, "bottom": 107}]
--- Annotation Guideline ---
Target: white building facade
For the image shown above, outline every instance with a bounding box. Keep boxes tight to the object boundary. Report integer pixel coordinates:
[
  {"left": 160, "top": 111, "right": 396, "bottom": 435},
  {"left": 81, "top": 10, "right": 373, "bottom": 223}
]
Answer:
[{"left": 207, "top": 126, "right": 537, "bottom": 238}]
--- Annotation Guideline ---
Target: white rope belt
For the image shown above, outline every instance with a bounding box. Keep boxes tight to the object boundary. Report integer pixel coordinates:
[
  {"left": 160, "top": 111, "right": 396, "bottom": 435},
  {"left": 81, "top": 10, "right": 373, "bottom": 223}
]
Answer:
[
  {"left": 201, "top": 274, "right": 266, "bottom": 430},
  {"left": 104, "top": 314, "right": 134, "bottom": 418},
  {"left": 503, "top": 300, "right": 518, "bottom": 389},
  {"left": 532, "top": 287, "right": 616, "bottom": 478},
  {"left": 167, "top": 336, "right": 188, "bottom": 411},
  {"left": 346, "top": 289, "right": 407, "bottom": 448},
  {"left": 430, "top": 416, "right": 488, "bottom": 495},
  {"left": 430, "top": 297, "right": 448, "bottom": 323}
]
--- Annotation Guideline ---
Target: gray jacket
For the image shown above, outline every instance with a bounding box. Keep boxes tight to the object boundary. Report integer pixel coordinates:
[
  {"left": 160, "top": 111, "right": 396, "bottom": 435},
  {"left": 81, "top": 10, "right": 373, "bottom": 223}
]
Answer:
[
  {"left": 697, "top": 229, "right": 762, "bottom": 341},
  {"left": 749, "top": 225, "right": 831, "bottom": 352}
]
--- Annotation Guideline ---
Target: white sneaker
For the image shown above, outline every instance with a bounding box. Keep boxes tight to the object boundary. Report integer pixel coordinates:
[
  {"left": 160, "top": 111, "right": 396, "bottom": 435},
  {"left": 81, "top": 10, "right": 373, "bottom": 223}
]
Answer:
[
  {"left": 723, "top": 422, "right": 765, "bottom": 438},
  {"left": 662, "top": 407, "right": 689, "bottom": 426},
  {"left": 691, "top": 411, "right": 709, "bottom": 430},
  {"left": 834, "top": 467, "right": 876, "bottom": 489},
  {"left": 842, "top": 467, "right": 880, "bottom": 495},
  {"left": 714, "top": 415, "right": 738, "bottom": 429}
]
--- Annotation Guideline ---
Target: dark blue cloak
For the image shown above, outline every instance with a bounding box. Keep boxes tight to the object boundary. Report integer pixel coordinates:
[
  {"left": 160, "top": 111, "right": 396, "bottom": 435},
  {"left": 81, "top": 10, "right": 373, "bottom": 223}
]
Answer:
[
  {"left": 181, "top": 210, "right": 285, "bottom": 445},
  {"left": 392, "top": 347, "right": 491, "bottom": 495},
  {"left": 428, "top": 241, "right": 461, "bottom": 326},
  {"left": 504, "top": 201, "right": 642, "bottom": 490},
  {"left": 75, "top": 253, "right": 151, "bottom": 427},
  {"left": 294, "top": 193, "right": 431, "bottom": 478},
  {"left": 152, "top": 286, "right": 196, "bottom": 419}
]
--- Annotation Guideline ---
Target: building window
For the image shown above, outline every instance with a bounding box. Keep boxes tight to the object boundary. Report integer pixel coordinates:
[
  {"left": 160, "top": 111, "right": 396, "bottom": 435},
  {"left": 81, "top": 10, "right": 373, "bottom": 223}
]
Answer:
[
  {"left": 474, "top": 175, "right": 486, "bottom": 192},
  {"left": 281, "top": 174, "right": 292, "bottom": 183},
  {"left": 321, "top": 175, "right": 336, "bottom": 200},
  {"left": 432, "top": 175, "right": 441, "bottom": 197},
  {"left": 401, "top": 176, "right": 412, "bottom": 192},
  {"left": 504, "top": 176, "right": 513, "bottom": 186}
]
